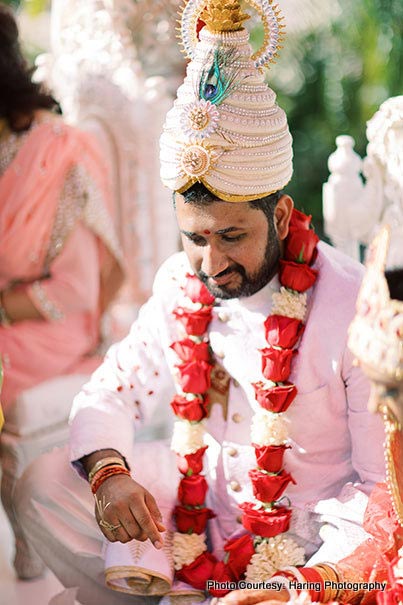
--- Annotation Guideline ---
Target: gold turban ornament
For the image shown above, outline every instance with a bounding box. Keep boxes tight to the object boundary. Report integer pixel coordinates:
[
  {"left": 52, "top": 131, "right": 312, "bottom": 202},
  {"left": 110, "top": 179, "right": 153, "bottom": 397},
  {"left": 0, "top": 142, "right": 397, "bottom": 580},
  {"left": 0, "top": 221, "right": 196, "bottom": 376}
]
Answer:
[{"left": 160, "top": 0, "right": 293, "bottom": 202}]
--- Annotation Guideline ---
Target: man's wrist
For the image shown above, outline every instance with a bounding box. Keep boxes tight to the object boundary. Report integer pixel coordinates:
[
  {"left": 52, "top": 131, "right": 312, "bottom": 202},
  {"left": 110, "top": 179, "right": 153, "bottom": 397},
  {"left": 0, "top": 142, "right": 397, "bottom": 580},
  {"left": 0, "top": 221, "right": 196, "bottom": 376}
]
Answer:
[{"left": 80, "top": 449, "right": 127, "bottom": 478}]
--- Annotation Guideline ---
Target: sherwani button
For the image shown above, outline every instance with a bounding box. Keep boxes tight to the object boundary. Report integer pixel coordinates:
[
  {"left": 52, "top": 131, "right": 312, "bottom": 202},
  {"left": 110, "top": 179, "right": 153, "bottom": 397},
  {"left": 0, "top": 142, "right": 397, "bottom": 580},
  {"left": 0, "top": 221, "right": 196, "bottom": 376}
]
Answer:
[
  {"left": 215, "top": 350, "right": 225, "bottom": 359},
  {"left": 226, "top": 447, "right": 238, "bottom": 457},
  {"left": 231, "top": 412, "right": 243, "bottom": 423},
  {"left": 230, "top": 480, "right": 241, "bottom": 492},
  {"left": 218, "top": 312, "right": 229, "bottom": 322}
]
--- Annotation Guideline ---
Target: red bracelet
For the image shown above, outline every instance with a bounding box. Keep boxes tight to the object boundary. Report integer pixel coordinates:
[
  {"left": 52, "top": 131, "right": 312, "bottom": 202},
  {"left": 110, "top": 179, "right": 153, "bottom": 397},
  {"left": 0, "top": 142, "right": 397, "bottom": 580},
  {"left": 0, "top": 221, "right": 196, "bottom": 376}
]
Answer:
[
  {"left": 91, "top": 466, "right": 130, "bottom": 494},
  {"left": 299, "top": 566, "right": 325, "bottom": 601}
]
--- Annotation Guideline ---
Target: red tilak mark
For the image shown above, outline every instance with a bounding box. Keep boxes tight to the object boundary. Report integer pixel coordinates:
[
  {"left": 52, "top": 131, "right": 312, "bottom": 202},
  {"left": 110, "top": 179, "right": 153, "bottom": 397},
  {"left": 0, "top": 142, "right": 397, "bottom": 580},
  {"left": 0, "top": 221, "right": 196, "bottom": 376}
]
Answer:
[{"left": 203, "top": 230, "right": 211, "bottom": 235}]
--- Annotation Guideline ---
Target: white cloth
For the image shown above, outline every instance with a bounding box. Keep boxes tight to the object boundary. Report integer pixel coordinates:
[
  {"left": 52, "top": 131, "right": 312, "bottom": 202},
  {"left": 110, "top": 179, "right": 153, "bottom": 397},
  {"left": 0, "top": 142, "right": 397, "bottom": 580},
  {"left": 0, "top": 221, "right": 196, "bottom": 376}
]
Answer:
[
  {"left": 70, "top": 243, "right": 385, "bottom": 560},
  {"left": 15, "top": 243, "right": 386, "bottom": 604}
]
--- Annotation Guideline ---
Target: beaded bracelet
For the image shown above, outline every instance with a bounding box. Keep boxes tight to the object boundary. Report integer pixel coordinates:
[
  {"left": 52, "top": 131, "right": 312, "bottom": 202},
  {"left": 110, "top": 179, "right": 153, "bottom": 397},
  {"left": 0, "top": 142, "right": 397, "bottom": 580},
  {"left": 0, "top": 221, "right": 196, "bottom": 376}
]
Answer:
[
  {"left": 88, "top": 456, "right": 126, "bottom": 483},
  {"left": 90, "top": 466, "right": 131, "bottom": 494}
]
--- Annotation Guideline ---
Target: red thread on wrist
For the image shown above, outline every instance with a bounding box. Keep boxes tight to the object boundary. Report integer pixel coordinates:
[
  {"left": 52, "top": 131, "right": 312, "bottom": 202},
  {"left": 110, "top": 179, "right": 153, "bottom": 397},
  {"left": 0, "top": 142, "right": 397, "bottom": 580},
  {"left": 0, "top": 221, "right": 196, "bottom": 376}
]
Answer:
[{"left": 91, "top": 466, "right": 130, "bottom": 494}]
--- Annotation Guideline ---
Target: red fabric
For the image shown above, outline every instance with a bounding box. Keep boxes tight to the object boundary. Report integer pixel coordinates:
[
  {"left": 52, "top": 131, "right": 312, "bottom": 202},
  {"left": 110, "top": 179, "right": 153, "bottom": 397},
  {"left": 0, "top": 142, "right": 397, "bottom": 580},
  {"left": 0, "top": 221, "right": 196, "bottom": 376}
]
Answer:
[{"left": 336, "top": 484, "right": 403, "bottom": 605}]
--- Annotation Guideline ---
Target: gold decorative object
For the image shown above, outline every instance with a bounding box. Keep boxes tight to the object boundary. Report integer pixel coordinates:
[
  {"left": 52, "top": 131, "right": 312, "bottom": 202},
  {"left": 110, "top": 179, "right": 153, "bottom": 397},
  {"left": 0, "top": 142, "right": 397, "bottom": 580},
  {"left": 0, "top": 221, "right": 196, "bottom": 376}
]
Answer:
[
  {"left": 201, "top": 0, "right": 250, "bottom": 33},
  {"left": 180, "top": 144, "right": 212, "bottom": 177}
]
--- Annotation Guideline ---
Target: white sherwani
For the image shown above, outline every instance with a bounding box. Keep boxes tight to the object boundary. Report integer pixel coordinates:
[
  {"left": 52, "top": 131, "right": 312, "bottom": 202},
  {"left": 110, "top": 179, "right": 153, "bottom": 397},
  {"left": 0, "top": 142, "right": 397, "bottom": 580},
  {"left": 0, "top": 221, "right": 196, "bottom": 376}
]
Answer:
[{"left": 70, "top": 242, "right": 384, "bottom": 560}]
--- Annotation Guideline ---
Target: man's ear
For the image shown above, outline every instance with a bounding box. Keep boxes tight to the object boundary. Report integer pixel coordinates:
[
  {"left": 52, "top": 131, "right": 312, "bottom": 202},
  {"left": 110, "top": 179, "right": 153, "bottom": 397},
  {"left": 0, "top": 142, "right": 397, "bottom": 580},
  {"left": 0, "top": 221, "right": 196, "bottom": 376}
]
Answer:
[{"left": 274, "top": 195, "right": 294, "bottom": 241}]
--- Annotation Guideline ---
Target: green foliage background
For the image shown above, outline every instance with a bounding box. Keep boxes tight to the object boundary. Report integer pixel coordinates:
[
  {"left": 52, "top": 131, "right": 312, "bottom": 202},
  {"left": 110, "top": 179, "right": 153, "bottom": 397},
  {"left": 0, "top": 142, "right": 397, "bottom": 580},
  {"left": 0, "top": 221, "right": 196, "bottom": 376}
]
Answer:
[
  {"left": 261, "top": 0, "right": 403, "bottom": 229},
  {"left": 4, "top": 0, "right": 402, "bottom": 231}
]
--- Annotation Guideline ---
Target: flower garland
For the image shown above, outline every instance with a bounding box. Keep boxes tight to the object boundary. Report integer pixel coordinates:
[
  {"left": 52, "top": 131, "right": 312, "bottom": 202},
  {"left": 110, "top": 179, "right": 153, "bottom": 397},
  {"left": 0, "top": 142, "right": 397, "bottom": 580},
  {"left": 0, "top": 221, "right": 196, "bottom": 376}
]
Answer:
[{"left": 169, "top": 209, "right": 319, "bottom": 596}]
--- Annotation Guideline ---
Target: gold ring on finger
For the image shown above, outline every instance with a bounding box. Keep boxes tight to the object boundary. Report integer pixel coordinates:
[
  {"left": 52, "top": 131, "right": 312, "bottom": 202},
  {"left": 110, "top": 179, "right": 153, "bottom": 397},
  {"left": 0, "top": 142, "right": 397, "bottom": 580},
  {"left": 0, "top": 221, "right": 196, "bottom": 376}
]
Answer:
[{"left": 99, "top": 519, "right": 122, "bottom": 532}]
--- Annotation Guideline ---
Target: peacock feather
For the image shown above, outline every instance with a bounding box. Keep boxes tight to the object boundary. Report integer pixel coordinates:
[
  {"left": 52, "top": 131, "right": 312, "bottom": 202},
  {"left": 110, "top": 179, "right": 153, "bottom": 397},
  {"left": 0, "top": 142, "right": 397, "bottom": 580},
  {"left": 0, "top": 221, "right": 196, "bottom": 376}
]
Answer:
[{"left": 198, "top": 47, "right": 244, "bottom": 105}]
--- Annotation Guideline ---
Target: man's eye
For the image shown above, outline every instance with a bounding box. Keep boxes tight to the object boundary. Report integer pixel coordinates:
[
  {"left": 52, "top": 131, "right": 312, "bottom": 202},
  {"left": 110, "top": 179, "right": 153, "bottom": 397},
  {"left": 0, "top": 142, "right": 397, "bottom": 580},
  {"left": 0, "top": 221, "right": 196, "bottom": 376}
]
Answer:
[
  {"left": 222, "top": 234, "right": 245, "bottom": 242},
  {"left": 187, "top": 235, "right": 206, "bottom": 246}
]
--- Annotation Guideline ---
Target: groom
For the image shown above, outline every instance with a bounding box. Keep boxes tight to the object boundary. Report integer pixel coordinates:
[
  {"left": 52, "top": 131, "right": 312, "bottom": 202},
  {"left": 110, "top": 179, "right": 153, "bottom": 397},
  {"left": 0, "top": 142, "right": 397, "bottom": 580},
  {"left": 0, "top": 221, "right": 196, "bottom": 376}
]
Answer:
[{"left": 15, "top": 1, "right": 385, "bottom": 604}]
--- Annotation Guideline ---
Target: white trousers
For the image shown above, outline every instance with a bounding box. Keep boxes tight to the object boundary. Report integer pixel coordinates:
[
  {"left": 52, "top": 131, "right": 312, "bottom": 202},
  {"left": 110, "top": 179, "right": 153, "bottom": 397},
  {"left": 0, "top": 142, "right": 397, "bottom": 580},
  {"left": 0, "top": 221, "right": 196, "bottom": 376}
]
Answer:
[{"left": 15, "top": 445, "right": 163, "bottom": 605}]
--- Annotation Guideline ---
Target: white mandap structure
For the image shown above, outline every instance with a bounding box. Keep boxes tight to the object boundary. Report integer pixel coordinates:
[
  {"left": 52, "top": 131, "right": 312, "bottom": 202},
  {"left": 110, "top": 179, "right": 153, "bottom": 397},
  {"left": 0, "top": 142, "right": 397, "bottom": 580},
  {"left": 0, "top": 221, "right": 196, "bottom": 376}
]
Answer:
[{"left": 323, "top": 95, "right": 403, "bottom": 268}]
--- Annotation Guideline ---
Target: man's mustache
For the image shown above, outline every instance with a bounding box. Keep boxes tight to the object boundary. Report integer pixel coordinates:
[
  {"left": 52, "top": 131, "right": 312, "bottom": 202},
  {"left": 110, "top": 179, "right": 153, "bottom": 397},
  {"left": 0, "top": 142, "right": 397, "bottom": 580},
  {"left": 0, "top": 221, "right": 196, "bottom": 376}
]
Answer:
[{"left": 198, "top": 265, "right": 245, "bottom": 281}]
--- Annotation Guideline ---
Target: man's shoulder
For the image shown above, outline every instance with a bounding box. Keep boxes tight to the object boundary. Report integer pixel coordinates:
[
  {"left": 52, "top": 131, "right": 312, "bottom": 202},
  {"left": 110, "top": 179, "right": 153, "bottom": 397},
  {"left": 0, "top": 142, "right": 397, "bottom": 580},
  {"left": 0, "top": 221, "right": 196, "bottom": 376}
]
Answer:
[
  {"left": 317, "top": 241, "right": 364, "bottom": 285},
  {"left": 314, "top": 241, "right": 364, "bottom": 312},
  {"left": 152, "top": 251, "right": 191, "bottom": 298}
]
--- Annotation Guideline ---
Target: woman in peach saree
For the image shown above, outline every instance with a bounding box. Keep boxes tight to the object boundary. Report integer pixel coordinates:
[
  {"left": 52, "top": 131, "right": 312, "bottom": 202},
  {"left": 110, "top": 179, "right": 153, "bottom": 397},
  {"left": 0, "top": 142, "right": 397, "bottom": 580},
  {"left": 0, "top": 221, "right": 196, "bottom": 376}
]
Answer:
[{"left": 0, "top": 7, "right": 124, "bottom": 411}]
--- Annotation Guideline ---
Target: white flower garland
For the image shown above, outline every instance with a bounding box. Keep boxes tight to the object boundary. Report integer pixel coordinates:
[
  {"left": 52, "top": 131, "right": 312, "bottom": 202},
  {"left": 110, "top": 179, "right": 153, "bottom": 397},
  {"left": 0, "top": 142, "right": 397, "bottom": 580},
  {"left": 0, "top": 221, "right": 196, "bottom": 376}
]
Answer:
[
  {"left": 173, "top": 532, "right": 208, "bottom": 570},
  {"left": 245, "top": 535, "right": 306, "bottom": 581},
  {"left": 171, "top": 419, "right": 206, "bottom": 456}
]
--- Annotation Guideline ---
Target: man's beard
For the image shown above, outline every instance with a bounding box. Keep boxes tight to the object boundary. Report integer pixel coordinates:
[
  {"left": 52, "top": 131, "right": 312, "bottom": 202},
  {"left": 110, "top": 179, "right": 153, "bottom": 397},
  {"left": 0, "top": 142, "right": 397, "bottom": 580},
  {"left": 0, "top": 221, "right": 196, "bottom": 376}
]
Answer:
[{"left": 197, "top": 219, "right": 281, "bottom": 299}]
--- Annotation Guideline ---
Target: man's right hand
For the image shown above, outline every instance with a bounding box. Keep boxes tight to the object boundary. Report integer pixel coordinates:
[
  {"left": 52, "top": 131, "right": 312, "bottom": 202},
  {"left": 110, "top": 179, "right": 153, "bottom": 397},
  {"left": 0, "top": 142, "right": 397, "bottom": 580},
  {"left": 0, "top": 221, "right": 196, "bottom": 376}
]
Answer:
[{"left": 94, "top": 473, "right": 166, "bottom": 548}]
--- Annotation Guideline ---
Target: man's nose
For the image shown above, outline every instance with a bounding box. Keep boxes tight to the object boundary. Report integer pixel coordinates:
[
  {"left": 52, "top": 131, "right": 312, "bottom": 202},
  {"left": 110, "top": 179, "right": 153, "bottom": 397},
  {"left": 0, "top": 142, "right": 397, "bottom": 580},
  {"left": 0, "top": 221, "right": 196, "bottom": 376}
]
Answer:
[{"left": 201, "top": 244, "right": 229, "bottom": 277}]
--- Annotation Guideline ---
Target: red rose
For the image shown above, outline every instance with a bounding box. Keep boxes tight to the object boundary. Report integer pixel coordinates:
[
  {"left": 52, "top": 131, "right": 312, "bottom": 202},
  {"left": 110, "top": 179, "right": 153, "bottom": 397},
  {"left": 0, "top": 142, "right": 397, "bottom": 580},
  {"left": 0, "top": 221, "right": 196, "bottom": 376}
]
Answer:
[
  {"left": 209, "top": 561, "right": 235, "bottom": 596},
  {"left": 289, "top": 208, "right": 312, "bottom": 230},
  {"left": 240, "top": 503, "right": 292, "bottom": 538},
  {"left": 253, "top": 443, "right": 291, "bottom": 473},
  {"left": 170, "top": 338, "right": 211, "bottom": 362},
  {"left": 177, "top": 445, "right": 208, "bottom": 475},
  {"left": 178, "top": 474, "right": 208, "bottom": 506},
  {"left": 176, "top": 551, "right": 217, "bottom": 590},
  {"left": 260, "top": 347, "right": 295, "bottom": 382},
  {"left": 264, "top": 314, "right": 304, "bottom": 348},
  {"left": 224, "top": 534, "right": 255, "bottom": 581},
  {"left": 252, "top": 381, "right": 297, "bottom": 412},
  {"left": 184, "top": 274, "right": 215, "bottom": 306},
  {"left": 173, "top": 306, "right": 213, "bottom": 336},
  {"left": 279, "top": 260, "right": 318, "bottom": 292},
  {"left": 249, "top": 469, "right": 296, "bottom": 503},
  {"left": 174, "top": 504, "right": 215, "bottom": 534},
  {"left": 177, "top": 359, "right": 212, "bottom": 393},
  {"left": 171, "top": 394, "right": 209, "bottom": 421},
  {"left": 285, "top": 227, "right": 319, "bottom": 265}
]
